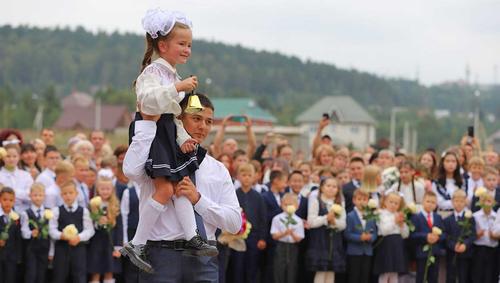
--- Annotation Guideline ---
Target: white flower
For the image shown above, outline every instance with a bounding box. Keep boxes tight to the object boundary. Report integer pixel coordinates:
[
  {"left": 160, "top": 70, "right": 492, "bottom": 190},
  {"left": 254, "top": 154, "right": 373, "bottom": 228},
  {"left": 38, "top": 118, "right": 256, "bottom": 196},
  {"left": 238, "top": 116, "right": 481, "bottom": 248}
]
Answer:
[
  {"left": 90, "top": 196, "right": 102, "bottom": 208},
  {"left": 44, "top": 209, "right": 53, "bottom": 220},
  {"left": 286, "top": 205, "right": 296, "bottom": 215},
  {"left": 406, "top": 202, "right": 417, "bottom": 214},
  {"left": 330, "top": 204, "right": 343, "bottom": 215},
  {"left": 9, "top": 211, "right": 19, "bottom": 221},
  {"left": 62, "top": 224, "right": 78, "bottom": 239},
  {"left": 432, "top": 227, "right": 442, "bottom": 236},
  {"left": 367, "top": 199, "right": 378, "bottom": 209},
  {"left": 464, "top": 210, "right": 473, "bottom": 219},
  {"left": 474, "top": 187, "right": 488, "bottom": 198}
]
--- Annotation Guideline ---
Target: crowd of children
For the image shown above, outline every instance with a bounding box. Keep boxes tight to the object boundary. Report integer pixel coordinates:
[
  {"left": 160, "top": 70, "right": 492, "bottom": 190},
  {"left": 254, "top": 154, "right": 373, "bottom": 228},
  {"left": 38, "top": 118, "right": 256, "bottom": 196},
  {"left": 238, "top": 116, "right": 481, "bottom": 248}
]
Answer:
[{"left": 0, "top": 118, "right": 500, "bottom": 283}]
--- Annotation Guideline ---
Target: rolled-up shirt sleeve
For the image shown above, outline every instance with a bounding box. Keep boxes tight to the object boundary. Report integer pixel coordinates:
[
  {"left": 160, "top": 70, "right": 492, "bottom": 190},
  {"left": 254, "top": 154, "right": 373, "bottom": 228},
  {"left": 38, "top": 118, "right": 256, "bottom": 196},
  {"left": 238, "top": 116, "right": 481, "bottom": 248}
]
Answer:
[{"left": 123, "top": 120, "right": 157, "bottom": 183}]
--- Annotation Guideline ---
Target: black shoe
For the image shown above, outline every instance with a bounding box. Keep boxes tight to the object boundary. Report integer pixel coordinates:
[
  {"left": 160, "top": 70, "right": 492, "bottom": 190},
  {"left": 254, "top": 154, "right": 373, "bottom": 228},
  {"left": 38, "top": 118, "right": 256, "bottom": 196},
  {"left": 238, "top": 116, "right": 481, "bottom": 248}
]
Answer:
[
  {"left": 120, "top": 242, "right": 154, "bottom": 273},
  {"left": 183, "top": 235, "right": 219, "bottom": 257}
]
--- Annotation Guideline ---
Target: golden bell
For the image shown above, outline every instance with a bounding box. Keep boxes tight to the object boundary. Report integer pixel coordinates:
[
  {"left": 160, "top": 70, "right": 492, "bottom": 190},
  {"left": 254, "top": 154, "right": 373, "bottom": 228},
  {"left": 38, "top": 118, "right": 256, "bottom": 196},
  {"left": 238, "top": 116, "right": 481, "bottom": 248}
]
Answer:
[{"left": 185, "top": 94, "right": 203, "bottom": 114}]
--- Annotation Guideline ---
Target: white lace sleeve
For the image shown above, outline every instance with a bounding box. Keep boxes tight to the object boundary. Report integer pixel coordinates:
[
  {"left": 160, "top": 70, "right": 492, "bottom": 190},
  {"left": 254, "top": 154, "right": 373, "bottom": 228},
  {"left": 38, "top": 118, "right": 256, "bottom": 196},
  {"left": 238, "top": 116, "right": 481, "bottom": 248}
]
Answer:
[{"left": 135, "top": 66, "right": 182, "bottom": 116}]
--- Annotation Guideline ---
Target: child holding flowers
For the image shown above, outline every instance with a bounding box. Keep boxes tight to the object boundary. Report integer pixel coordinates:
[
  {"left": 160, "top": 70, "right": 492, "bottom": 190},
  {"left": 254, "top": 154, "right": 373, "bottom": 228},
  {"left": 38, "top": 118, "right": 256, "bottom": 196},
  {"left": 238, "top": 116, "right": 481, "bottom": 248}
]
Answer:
[
  {"left": 471, "top": 191, "right": 498, "bottom": 283},
  {"left": 410, "top": 191, "right": 445, "bottom": 283},
  {"left": 307, "top": 177, "right": 346, "bottom": 283},
  {"left": 87, "top": 176, "right": 122, "bottom": 283},
  {"left": 20, "top": 183, "right": 52, "bottom": 283},
  {"left": 373, "top": 191, "right": 410, "bottom": 283},
  {"left": 231, "top": 163, "right": 267, "bottom": 283},
  {"left": 345, "top": 189, "right": 378, "bottom": 283},
  {"left": 0, "top": 186, "right": 21, "bottom": 283},
  {"left": 443, "top": 190, "right": 476, "bottom": 283},
  {"left": 271, "top": 193, "right": 304, "bottom": 283},
  {"left": 49, "top": 181, "right": 95, "bottom": 283},
  {"left": 471, "top": 166, "right": 500, "bottom": 212}
]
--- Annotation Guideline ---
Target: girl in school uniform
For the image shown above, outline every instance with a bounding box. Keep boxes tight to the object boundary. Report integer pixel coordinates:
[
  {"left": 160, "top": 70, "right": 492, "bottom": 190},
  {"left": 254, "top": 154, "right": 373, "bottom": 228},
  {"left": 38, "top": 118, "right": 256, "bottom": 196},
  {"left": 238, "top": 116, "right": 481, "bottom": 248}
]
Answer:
[
  {"left": 121, "top": 9, "right": 216, "bottom": 272},
  {"left": 388, "top": 161, "right": 425, "bottom": 209},
  {"left": 19, "top": 143, "right": 41, "bottom": 179},
  {"left": 0, "top": 144, "right": 34, "bottom": 212},
  {"left": 307, "top": 177, "right": 346, "bottom": 283},
  {"left": 432, "top": 151, "right": 465, "bottom": 217},
  {"left": 373, "top": 191, "right": 410, "bottom": 283},
  {"left": 88, "top": 176, "right": 122, "bottom": 283}
]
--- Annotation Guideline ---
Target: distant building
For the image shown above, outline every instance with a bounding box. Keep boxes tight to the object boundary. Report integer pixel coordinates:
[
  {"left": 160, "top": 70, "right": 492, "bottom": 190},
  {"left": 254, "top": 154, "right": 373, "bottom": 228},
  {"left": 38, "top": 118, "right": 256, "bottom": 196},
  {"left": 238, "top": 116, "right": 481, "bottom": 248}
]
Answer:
[
  {"left": 211, "top": 98, "right": 277, "bottom": 126},
  {"left": 54, "top": 91, "right": 132, "bottom": 132},
  {"left": 296, "top": 96, "right": 376, "bottom": 149}
]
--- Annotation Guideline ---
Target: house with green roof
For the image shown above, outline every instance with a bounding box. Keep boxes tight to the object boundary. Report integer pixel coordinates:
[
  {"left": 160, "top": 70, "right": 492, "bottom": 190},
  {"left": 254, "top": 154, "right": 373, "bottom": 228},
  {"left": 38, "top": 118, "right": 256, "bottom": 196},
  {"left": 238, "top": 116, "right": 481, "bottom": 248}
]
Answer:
[
  {"left": 211, "top": 98, "right": 277, "bottom": 126},
  {"left": 296, "top": 96, "right": 377, "bottom": 149}
]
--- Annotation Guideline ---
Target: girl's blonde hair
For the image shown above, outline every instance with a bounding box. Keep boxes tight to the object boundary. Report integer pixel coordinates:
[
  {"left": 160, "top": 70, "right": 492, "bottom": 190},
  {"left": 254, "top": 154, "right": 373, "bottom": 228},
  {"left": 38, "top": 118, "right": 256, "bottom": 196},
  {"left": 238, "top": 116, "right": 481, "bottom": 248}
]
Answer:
[
  {"left": 361, "top": 165, "right": 381, "bottom": 193},
  {"left": 95, "top": 176, "right": 120, "bottom": 228},
  {"left": 314, "top": 144, "right": 335, "bottom": 166},
  {"left": 381, "top": 191, "right": 405, "bottom": 211}
]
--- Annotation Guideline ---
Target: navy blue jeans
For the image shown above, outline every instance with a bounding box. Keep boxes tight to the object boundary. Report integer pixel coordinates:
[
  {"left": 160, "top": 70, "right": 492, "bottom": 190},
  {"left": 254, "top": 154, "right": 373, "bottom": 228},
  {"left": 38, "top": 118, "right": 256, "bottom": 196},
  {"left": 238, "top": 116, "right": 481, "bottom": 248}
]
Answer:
[{"left": 139, "top": 246, "right": 218, "bottom": 283}]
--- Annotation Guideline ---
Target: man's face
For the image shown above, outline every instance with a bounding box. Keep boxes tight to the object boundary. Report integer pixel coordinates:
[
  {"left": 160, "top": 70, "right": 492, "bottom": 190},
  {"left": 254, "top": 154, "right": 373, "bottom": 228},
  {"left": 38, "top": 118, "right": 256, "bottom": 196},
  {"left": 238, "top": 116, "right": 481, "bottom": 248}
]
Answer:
[
  {"left": 41, "top": 129, "right": 55, "bottom": 145},
  {"left": 349, "top": 161, "right": 364, "bottom": 181},
  {"left": 180, "top": 108, "right": 214, "bottom": 144},
  {"left": 90, "top": 132, "right": 105, "bottom": 151}
]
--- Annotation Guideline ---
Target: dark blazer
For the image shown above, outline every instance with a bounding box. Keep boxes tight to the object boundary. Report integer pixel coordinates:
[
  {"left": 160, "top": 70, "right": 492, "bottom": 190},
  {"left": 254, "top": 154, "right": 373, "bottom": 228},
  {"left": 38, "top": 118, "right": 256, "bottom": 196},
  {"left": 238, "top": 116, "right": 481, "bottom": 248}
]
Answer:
[
  {"left": 262, "top": 190, "right": 283, "bottom": 246},
  {"left": 295, "top": 194, "right": 308, "bottom": 220},
  {"left": 410, "top": 212, "right": 446, "bottom": 259},
  {"left": 443, "top": 213, "right": 476, "bottom": 258},
  {"left": 344, "top": 209, "right": 377, "bottom": 256},
  {"left": 343, "top": 181, "right": 359, "bottom": 213},
  {"left": 236, "top": 188, "right": 268, "bottom": 241}
]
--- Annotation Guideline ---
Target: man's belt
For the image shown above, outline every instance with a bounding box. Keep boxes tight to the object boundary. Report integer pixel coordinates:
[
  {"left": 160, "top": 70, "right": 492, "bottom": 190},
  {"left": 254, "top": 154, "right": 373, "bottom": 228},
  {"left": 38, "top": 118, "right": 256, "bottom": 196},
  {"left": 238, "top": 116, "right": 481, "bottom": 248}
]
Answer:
[{"left": 146, "top": 239, "right": 217, "bottom": 250}]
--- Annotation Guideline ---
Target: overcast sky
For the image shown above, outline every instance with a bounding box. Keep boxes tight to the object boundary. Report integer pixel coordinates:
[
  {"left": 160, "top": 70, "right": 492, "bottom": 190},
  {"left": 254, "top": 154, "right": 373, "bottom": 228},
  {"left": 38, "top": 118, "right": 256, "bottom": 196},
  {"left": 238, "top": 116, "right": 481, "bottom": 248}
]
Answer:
[{"left": 2, "top": 0, "right": 499, "bottom": 85}]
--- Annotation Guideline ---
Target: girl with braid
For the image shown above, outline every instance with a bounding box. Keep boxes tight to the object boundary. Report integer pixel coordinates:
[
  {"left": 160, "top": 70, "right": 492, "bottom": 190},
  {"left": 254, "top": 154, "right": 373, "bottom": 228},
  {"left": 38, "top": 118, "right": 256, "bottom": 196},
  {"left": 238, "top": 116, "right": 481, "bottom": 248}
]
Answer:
[{"left": 121, "top": 8, "right": 217, "bottom": 273}]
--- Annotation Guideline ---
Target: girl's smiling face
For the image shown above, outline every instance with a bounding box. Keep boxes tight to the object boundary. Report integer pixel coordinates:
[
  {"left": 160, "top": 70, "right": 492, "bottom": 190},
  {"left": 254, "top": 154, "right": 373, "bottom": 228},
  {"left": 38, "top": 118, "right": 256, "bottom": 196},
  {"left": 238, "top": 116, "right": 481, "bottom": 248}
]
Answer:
[
  {"left": 4, "top": 148, "right": 20, "bottom": 168},
  {"left": 97, "top": 181, "right": 114, "bottom": 201},
  {"left": 384, "top": 194, "right": 401, "bottom": 213}
]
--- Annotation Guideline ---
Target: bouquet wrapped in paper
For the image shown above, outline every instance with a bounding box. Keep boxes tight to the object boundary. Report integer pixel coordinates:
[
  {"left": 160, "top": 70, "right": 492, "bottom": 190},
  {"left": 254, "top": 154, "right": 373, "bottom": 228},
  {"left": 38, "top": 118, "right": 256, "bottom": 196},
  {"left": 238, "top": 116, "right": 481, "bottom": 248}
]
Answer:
[{"left": 218, "top": 209, "right": 252, "bottom": 252}]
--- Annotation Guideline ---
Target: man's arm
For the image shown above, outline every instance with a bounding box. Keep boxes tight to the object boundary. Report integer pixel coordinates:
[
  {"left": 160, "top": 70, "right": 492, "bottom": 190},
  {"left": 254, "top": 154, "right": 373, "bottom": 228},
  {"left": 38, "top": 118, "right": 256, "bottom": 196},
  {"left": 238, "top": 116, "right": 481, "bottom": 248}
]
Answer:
[
  {"left": 212, "top": 116, "right": 231, "bottom": 158},
  {"left": 123, "top": 120, "right": 157, "bottom": 183}
]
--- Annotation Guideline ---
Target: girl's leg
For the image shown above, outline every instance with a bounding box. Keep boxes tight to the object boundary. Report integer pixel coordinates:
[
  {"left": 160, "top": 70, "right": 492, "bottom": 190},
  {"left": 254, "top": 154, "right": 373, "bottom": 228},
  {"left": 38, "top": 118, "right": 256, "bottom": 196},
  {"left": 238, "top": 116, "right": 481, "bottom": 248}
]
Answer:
[
  {"left": 172, "top": 195, "right": 197, "bottom": 240},
  {"left": 314, "top": 272, "right": 325, "bottom": 283},
  {"left": 103, "top": 272, "right": 114, "bottom": 280},
  {"left": 89, "top": 273, "right": 100, "bottom": 283},
  {"left": 326, "top": 272, "right": 335, "bottom": 283},
  {"left": 122, "top": 178, "right": 172, "bottom": 272},
  {"left": 131, "top": 178, "right": 173, "bottom": 245},
  {"left": 379, "top": 273, "right": 389, "bottom": 283},
  {"left": 387, "top": 272, "right": 398, "bottom": 283}
]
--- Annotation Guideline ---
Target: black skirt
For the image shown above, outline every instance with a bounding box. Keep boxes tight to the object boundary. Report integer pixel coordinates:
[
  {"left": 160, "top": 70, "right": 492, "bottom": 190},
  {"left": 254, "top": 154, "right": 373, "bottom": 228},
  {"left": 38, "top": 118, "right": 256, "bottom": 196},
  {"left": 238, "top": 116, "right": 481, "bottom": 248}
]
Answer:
[
  {"left": 373, "top": 234, "right": 408, "bottom": 274},
  {"left": 129, "top": 112, "right": 207, "bottom": 182},
  {"left": 87, "top": 228, "right": 122, "bottom": 273}
]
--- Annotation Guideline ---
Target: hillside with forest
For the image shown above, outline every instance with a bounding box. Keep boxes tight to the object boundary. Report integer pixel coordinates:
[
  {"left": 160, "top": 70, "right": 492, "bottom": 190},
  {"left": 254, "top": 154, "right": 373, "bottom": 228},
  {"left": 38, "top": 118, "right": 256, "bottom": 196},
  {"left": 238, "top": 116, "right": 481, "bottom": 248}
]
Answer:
[{"left": 0, "top": 25, "right": 498, "bottom": 150}]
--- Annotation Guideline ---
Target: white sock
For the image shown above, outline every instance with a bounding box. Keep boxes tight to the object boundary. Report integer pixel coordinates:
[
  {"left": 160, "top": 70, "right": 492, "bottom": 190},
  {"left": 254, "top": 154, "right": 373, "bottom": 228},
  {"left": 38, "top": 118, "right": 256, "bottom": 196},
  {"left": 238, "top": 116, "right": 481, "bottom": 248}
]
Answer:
[
  {"left": 173, "top": 195, "right": 197, "bottom": 240},
  {"left": 314, "top": 272, "right": 325, "bottom": 283},
  {"left": 131, "top": 197, "right": 167, "bottom": 245},
  {"left": 103, "top": 280, "right": 115, "bottom": 283}
]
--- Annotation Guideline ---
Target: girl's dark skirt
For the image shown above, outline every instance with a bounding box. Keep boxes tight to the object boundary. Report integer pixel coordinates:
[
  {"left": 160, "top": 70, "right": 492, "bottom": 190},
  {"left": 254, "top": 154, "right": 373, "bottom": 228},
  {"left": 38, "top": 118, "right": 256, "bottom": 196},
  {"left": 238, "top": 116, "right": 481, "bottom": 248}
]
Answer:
[
  {"left": 129, "top": 112, "right": 206, "bottom": 182},
  {"left": 373, "top": 234, "right": 408, "bottom": 274}
]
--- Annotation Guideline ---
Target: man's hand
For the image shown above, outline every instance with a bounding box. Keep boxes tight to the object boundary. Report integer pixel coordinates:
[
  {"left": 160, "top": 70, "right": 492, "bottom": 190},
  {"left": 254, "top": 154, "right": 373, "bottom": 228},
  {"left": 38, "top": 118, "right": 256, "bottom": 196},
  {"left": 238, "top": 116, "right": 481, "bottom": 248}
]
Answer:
[
  {"left": 319, "top": 117, "right": 330, "bottom": 131},
  {"left": 175, "top": 176, "right": 200, "bottom": 205},
  {"left": 243, "top": 115, "right": 252, "bottom": 128}
]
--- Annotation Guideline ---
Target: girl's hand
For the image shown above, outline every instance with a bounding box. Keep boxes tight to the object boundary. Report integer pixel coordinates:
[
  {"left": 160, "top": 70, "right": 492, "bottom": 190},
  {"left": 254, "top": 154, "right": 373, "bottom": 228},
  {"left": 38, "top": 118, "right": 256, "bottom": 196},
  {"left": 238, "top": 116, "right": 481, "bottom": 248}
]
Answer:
[
  {"left": 395, "top": 212, "right": 405, "bottom": 225},
  {"left": 257, "top": 240, "right": 266, "bottom": 250},
  {"left": 175, "top": 76, "right": 198, "bottom": 93},
  {"left": 112, "top": 250, "right": 121, "bottom": 258},
  {"left": 180, "top": 139, "right": 198, "bottom": 153},
  {"left": 98, "top": 216, "right": 108, "bottom": 226},
  {"left": 327, "top": 211, "right": 336, "bottom": 224}
]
